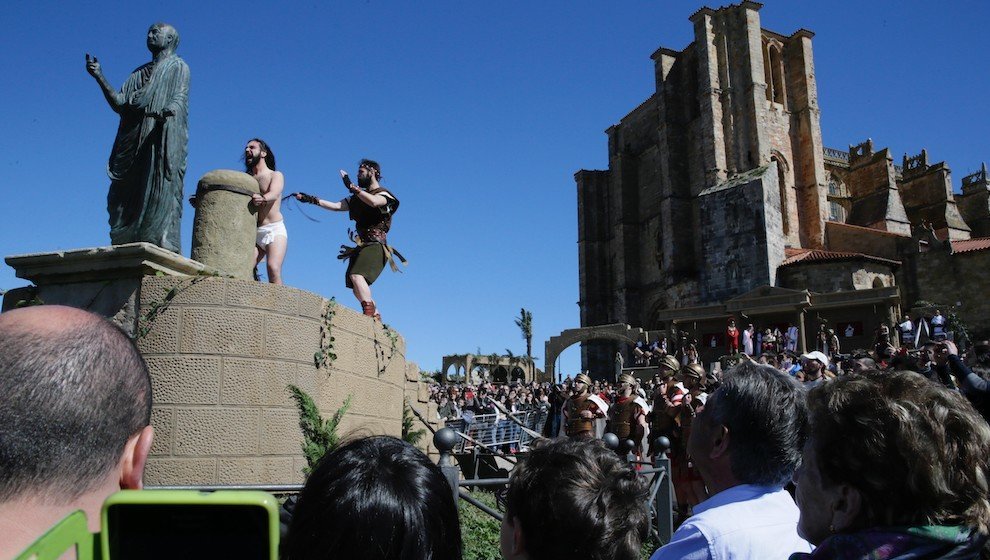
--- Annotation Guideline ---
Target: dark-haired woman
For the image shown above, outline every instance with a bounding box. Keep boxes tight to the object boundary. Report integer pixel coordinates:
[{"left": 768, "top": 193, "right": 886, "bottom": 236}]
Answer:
[
  {"left": 285, "top": 436, "right": 462, "bottom": 560},
  {"left": 790, "top": 371, "right": 990, "bottom": 559}
]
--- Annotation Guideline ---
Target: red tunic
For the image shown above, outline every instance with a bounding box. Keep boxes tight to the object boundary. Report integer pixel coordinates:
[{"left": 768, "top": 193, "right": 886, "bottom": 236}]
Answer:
[{"left": 727, "top": 326, "right": 739, "bottom": 353}]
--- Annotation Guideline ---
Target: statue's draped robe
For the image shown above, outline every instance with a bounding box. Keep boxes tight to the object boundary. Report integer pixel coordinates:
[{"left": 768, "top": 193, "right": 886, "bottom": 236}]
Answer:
[{"left": 107, "top": 54, "right": 189, "bottom": 253}]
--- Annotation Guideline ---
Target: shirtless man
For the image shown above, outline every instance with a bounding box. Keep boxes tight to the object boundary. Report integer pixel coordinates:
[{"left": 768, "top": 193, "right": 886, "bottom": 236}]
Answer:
[{"left": 244, "top": 138, "right": 287, "bottom": 284}]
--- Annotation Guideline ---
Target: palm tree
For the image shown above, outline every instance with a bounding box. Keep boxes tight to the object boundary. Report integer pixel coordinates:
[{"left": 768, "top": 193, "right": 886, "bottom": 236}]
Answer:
[{"left": 515, "top": 308, "right": 533, "bottom": 359}]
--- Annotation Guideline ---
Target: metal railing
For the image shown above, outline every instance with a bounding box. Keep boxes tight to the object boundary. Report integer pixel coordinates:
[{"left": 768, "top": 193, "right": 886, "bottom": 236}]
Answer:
[
  {"left": 433, "top": 427, "right": 675, "bottom": 545},
  {"left": 443, "top": 409, "right": 547, "bottom": 453},
  {"left": 153, "top": 404, "right": 673, "bottom": 547}
]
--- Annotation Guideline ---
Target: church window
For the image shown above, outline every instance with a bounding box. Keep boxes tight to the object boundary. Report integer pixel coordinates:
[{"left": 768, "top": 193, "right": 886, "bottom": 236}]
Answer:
[{"left": 829, "top": 201, "right": 845, "bottom": 222}]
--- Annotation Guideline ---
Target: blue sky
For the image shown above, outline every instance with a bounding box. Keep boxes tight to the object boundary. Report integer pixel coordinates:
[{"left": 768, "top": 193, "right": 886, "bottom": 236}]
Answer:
[{"left": 3, "top": 1, "right": 988, "bottom": 377}]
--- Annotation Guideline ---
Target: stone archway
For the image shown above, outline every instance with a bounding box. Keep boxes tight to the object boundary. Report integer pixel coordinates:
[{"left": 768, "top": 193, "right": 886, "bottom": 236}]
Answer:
[
  {"left": 543, "top": 323, "right": 647, "bottom": 382},
  {"left": 441, "top": 354, "right": 540, "bottom": 383}
]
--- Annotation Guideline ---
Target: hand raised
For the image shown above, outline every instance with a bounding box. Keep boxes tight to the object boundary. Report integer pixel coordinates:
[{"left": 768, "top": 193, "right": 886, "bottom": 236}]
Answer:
[{"left": 85, "top": 53, "right": 102, "bottom": 78}]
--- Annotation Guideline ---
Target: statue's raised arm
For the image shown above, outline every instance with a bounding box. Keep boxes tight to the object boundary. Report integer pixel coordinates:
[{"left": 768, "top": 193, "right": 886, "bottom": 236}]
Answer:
[
  {"left": 88, "top": 23, "right": 189, "bottom": 254},
  {"left": 85, "top": 53, "right": 128, "bottom": 113}
]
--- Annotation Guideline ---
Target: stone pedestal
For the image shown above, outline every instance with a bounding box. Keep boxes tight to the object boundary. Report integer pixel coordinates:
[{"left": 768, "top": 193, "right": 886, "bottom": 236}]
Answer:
[
  {"left": 3, "top": 243, "right": 422, "bottom": 486},
  {"left": 3, "top": 243, "right": 211, "bottom": 336}
]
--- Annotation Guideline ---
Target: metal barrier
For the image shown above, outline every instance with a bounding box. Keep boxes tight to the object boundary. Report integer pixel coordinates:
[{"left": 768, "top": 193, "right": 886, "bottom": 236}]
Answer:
[
  {"left": 443, "top": 409, "right": 547, "bottom": 453},
  {"left": 151, "top": 425, "right": 675, "bottom": 547},
  {"left": 433, "top": 427, "right": 675, "bottom": 545}
]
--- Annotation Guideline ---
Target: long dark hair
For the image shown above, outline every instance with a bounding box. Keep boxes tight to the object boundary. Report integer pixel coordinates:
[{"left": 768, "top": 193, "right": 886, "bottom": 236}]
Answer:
[
  {"left": 286, "top": 436, "right": 463, "bottom": 560},
  {"left": 243, "top": 138, "right": 276, "bottom": 171}
]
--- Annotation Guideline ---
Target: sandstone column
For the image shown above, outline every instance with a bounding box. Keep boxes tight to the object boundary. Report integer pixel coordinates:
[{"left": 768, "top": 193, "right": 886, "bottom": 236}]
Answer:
[{"left": 191, "top": 170, "right": 260, "bottom": 280}]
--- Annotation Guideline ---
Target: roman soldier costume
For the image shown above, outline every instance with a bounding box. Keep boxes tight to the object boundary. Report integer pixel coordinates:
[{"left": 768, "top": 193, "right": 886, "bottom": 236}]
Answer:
[
  {"left": 563, "top": 373, "right": 608, "bottom": 438},
  {"left": 607, "top": 373, "right": 650, "bottom": 452}
]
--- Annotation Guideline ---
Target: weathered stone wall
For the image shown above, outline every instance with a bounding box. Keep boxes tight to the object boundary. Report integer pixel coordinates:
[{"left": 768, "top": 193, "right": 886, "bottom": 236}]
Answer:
[
  {"left": 897, "top": 160, "right": 971, "bottom": 240},
  {"left": 910, "top": 248, "right": 990, "bottom": 339},
  {"left": 138, "top": 275, "right": 410, "bottom": 485},
  {"left": 824, "top": 222, "right": 907, "bottom": 261},
  {"left": 576, "top": 170, "right": 612, "bottom": 329},
  {"left": 784, "top": 30, "right": 828, "bottom": 249},
  {"left": 575, "top": 2, "right": 828, "bottom": 376},
  {"left": 957, "top": 169, "right": 990, "bottom": 237},
  {"left": 765, "top": 105, "right": 801, "bottom": 248},
  {"left": 573, "top": 2, "right": 990, "bottom": 376},
  {"left": 698, "top": 164, "right": 785, "bottom": 303},
  {"left": 957, "top": 188, "right": 990, "bottom": 238},
  {"left": 778, "top": 261, "right": 896, "bottom": 293},
  {"left": 844, "top": 147, "right": 912, "bottom": 235}
]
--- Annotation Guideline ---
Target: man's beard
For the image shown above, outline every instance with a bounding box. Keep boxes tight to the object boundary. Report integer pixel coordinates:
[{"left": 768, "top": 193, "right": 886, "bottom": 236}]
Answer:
[
  {"left": 245, "top": 154, "right": 261, "bottom": 169},
  {"left": 358, "top": 174, "right": 373, "bottom": 189}
]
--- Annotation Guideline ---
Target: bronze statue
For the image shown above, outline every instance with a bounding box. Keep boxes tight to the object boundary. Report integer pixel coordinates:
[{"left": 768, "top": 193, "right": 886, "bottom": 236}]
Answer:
[{"left": 86, "top": 23, "right": 189, "bottom": 253}]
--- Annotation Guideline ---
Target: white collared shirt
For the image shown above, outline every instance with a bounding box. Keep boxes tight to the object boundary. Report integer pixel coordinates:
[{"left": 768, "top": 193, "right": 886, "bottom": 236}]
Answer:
[{"left": 650, "top": 484, "right": 812, "bottom": 560}]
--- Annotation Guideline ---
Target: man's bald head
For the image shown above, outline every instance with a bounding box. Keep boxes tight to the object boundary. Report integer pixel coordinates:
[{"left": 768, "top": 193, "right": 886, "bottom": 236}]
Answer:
[{"left": 0, "top": 305, "right": 152, "bottom": 503}]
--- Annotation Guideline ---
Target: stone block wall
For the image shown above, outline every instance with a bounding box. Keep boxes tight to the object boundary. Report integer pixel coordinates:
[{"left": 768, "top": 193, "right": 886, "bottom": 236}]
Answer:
[
  {"left": 698, "top": 164, "right": 785, "bottom": 303},
  {"left": 957, "top": 187, "right": 990, "bottom": 238},
  {"left": 844, "top": 147, "right": 912, "bottom": 235},
  {"left": 911, "top": 249, "right": 990, "bottom": 339},
  {"left": 957, "top": 169, "right": 990, "bottom": 238},
  {"left": 898, "top": 162, "right": 971, "bottom": 240},
  {"left": 778, "top": 261, "right": 896, "bottom": 293},
  {"left": 824, "top": 222, "right": 906, "bottom": 261},
  {"left": 138, "top": 275, "right": 411, "bottom": 486}
]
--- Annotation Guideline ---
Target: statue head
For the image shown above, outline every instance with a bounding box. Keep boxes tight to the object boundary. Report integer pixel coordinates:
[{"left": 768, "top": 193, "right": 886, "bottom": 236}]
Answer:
[{"left": 147, "top": 23, "right": 179, "bottom": 55}]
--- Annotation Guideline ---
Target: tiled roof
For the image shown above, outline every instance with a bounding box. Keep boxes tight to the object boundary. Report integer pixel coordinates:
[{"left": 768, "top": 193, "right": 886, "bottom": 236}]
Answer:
[
  {"left": 951, "top": 237, "right": 990, "bottom": 254},
  {"left": 780, "top": 248, "right": 900, "bottom": 267}
]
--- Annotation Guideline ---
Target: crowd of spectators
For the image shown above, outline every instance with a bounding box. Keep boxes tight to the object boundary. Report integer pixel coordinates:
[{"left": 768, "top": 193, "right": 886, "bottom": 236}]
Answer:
[{"left": 3, "top": 304, "right": 989, "bottom": 559}]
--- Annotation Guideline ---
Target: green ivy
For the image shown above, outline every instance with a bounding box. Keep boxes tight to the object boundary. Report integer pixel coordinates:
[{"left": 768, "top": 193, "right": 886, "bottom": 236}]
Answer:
[
  {"left": 137, "top": 275, "right": 211, "bottom": 339},
  {"left": 314, "top": 298, "right": 338, "bottom": 370},
  {"left": 374, "top": 322, "right": 400, "bottom": 377}
]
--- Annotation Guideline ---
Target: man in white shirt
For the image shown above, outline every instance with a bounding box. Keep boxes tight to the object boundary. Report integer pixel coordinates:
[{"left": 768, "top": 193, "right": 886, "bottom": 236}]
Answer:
[
  {"left": 650, "top": 361, "right": 812, "bottom": 560},
  {"left": 931, "top": 309, "right": 946, "bottom": 341},
  {"left": 785, "top": 323, "right": 799, "bottom": 352},
  {"left": 898, "top": 315, "right": 915, "bottom": 348}
]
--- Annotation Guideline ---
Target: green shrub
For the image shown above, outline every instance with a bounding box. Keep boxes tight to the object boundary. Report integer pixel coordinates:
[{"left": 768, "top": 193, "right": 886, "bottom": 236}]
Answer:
[
  {"left": 287, "top": 385, "right": 351, "bottom": 475},
  {"left": 459, "top": 491, "right": 501, "bottom": 560},
  {"left": 402, "top": 399, "right": 427, "bottom": 446}
]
